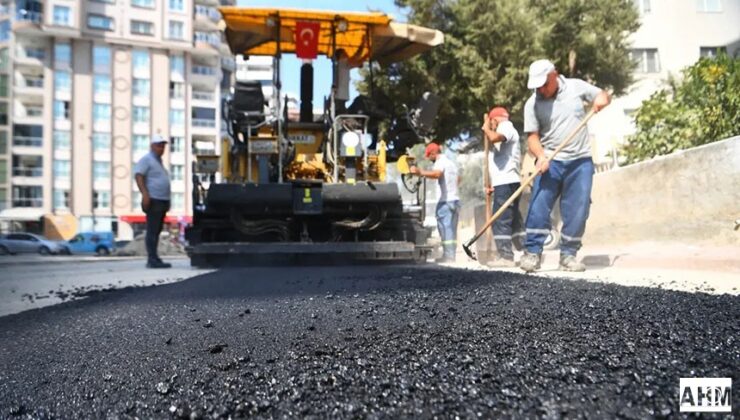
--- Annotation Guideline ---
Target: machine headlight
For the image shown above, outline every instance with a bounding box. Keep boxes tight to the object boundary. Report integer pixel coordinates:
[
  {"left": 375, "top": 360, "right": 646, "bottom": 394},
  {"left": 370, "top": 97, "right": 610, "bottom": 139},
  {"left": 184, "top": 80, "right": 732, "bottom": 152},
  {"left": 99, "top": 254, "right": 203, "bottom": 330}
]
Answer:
[{"left": 341, "top": 131, "right": 361, "bottom": 148}]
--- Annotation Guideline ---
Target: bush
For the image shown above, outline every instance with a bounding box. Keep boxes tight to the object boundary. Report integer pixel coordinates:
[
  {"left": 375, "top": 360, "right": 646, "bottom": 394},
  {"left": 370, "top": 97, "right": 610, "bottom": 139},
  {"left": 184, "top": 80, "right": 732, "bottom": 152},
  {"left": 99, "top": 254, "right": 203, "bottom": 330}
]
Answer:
[{"left": 623, "top": 54, "right": 740, "bottom": 163}]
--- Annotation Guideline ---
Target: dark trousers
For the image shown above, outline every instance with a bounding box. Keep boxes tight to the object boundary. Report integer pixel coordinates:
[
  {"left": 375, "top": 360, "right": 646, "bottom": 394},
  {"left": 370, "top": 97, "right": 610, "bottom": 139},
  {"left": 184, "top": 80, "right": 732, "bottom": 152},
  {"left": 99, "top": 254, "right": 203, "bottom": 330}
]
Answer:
[
  {"left": 491, "top": 182, "right": 524, "bottom": 260},
  {"left": 145, "top": 199, "right": 170, "bottom": 262},
  {"left": 525, "top": 158, "right": 593, "bottom": 256}
]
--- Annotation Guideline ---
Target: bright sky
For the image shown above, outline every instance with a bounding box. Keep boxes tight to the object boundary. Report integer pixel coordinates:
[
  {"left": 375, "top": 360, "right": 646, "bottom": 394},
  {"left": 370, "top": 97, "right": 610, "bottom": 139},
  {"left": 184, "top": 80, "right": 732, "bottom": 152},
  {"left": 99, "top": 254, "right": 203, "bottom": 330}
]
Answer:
[{"left": 234, "top": 0, "right": 408, "bottom": 107}]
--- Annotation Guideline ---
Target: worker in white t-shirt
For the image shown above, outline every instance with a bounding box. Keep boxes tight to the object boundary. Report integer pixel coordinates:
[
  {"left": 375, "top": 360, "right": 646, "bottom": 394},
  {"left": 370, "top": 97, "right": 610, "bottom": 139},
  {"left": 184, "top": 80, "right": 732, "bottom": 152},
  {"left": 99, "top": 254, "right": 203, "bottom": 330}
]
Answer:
[
  {"left": 409, "top": 143, "right": 460, "bottom": 262},
  {"left": 481, "top": 106, "right": 524, "bottom": 267}
]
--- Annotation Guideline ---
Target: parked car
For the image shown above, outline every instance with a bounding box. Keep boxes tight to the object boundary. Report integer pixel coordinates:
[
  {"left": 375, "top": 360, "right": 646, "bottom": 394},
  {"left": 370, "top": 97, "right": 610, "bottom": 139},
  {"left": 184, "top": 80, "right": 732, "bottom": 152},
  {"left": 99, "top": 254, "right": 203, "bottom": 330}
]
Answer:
[
  {"left": 65, "top": 232, "right": 116, "bottom": 256},
  {"left": 0, "top": 233, "right": 68, "bottom": 255}
]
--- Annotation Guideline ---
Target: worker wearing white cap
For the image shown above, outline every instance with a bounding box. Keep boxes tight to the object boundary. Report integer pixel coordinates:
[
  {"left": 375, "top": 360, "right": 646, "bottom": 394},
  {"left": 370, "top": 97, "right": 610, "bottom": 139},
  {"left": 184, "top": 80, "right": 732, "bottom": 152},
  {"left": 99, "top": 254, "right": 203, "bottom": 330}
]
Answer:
[
  {"left": 519, "top": 59, "right": 611, "bottom": 273},
  {"left": 134, "top": 134, "right": 172, "bottom": 268}
]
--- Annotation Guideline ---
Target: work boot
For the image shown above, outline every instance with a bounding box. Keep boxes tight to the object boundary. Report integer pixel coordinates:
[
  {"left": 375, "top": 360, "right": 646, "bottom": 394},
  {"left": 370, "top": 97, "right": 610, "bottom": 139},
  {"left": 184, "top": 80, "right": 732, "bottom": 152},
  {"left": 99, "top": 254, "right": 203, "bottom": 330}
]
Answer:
[
  {"left": 519, "top": 252, "right": 541, "bottom": 273},
  {"left": 485, "top": 256, "right": 517, "bottom": 268},
  {"left": 559, "top": 255, "right": 586, "bottom": 272},
  {"left": 147, "top": 260, "right": 172, "bottom": 269}
]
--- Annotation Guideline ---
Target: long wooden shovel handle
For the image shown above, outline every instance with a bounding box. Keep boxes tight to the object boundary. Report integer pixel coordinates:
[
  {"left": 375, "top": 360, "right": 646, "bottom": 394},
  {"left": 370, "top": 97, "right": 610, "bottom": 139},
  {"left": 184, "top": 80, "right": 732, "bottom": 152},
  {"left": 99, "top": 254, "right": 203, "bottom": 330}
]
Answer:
[{"left": 464, "top": 109, "right": 596, "bottom": 248}]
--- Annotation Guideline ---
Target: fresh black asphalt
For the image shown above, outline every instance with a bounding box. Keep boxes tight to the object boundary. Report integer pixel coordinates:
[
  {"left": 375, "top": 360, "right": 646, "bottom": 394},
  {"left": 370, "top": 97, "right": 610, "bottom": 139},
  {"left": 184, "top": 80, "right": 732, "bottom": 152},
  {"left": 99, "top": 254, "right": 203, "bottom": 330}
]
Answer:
[{"left": 0, "top": 266, "right": 738, "bottom": 418}]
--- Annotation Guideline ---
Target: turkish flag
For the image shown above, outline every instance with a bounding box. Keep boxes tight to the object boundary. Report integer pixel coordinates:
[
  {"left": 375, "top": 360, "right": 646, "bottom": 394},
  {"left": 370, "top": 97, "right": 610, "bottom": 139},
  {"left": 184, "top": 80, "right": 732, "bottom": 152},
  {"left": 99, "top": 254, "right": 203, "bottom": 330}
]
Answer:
[{"left": 295, "top": 21, "right": 320, "bottom": 59}]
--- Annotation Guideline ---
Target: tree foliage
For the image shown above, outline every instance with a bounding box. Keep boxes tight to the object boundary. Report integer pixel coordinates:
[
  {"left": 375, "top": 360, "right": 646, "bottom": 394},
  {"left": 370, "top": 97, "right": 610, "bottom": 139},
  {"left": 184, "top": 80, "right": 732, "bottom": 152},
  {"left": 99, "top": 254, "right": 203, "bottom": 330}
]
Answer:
[
  {"left": 623, "top": 54, "right": 740, "bottom": 163},
  {"left": 358, "top": 0, "right": 639, "bottom": 145}
]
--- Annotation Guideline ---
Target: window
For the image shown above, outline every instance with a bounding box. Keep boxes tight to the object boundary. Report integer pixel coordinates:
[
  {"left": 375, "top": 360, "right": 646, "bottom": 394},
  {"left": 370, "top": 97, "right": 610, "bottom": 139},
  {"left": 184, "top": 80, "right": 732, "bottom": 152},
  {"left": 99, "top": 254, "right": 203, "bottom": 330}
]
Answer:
[
  {"left": 93, "top": 103, "right": 111, "bottom": 123},
  {"left": 13, "top": 125, "right": 42, "bottom": 146},
  {"left": 168, "top": 21, "right": 184, "bottom": 40},
  {"left": 93, "top": 162, "right": 110, "bottom": 180},
  {"left": 93, "top": 190, "right": 110, "bottom": 209},
  {"left": 92, "top": 0, "right": 115, "bottom": 3},
  {"left": 171, "top": 164, "right": 184, "bottom": 181},
  {"left": 696, "top": 0, "right": 721, "bottom": 12},
  {"left": 53, "top": 5, "right": 71, "bottom": 26},
  {"left": 630, "top": 49, "right": 660, "bottom": 73},
  {"left": 132, "top": 78, "right": 150, "bottom": 97},
  {"left": 170, "top": 136, "right": 184, "bottom": 153},
  {"left": 54, "top": 131, "right": 71, "bottom": 151},
  {"left": 93, "top": 133, "right": 111, "bottom": 152},
  {"left": 192, "top": 107, "right": 216, "bottom": 127},
  {"left": 131, "top": 0, "right": 154, "bottom": 7},
  {"left": 172, "top": 192, "right": 184, "bottom": 209},
  {"left": 53, "top": 100, "right": 70, "bottom": 120},
  {"left": 0, "top": 131, "right": 6, "bottom": 154},
  {"left": 54, "top": 71, "right": 71, "bottom": 93},
  {"left": 53, "top": 159, "right": 70, "bottom": 179},
  {"left": 130, "top": 20, "right": 153, "bottom": 35},
  {"left": 0, "top": 75, "right": 8, "bottom": 97},
  {"left": 0, "top": 160, "right": 5, "bottom": 184},
  {"left": 133, "top": 106, "right": 150, "bottom": 123},
  {"left": 0, "top": 21, "right": 9, "bottom": 42},
  {"left": 0, "top": 102, "right": 7, "bottom": 125},
  {"left": 170, "top": 109, "right": 184, "bottom": 127},
  {"left": 633, "top": 0, "right": 650, "bottom": 14},
  {"left": 88, "top": 14, "right": 114, "bottom": 31},
  {"left": 93, "top": 75, "right": 111, "bottom": 96},
  {"left": 170, "top": 82, "right": 184, "bottom": 99},
  {"left": 54, "top": 43, "right": 71, "bottom": 67},
  {"left": 13, "top": 186, "right": 43, "bottom": 207},
  {"left": 93, "top": 45, "right": 111, "bottom": 74},
  {"left": 170, "top": 55, "right": 184, "bottom": 75},
  {"left": 133, "top": 50, "right": 149, "bottom": 72},
  {"left": 0, "top": 48, "right": 9, "bottom": 71},
  {"left": 169, "top": 0, "right": 184, "bottom": 11},
  {"left": 132, "top": 135, "right": 149, "bottom": 156},
  {"left": 53, "top": 189, "right": 70, "bottom": 209},
  {"left": 700, "top": 46, "right": 727, "bottom": 58}
]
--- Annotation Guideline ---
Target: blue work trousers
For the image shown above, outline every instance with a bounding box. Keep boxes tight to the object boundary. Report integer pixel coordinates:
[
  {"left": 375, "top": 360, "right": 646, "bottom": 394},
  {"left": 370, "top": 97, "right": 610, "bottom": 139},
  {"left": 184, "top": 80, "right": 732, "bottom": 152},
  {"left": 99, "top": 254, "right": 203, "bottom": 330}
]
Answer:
[
  {"left": 436, "top": 200, "right": 460, "bottom": 259},
  {"left": 525, "top": 158, "right": 593, "bottom": 256}
]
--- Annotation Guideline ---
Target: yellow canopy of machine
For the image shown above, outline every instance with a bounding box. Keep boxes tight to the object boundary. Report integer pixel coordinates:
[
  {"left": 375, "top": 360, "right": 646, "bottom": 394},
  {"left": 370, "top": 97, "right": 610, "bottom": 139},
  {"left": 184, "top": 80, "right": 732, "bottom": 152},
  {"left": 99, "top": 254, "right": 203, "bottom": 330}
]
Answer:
[{"left": 218, "top": 7, "right": 444, "bottom": 65}]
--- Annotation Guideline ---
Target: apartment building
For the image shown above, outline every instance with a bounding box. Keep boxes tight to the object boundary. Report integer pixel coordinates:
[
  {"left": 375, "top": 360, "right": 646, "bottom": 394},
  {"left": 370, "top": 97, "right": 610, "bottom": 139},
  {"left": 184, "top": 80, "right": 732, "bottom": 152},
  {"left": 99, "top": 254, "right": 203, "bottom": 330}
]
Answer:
[
  {"left": 0, "top": 0, "right": 235, "bottom": 237},
  {"left": 590, "top": 0, "right": 740, "bottom": 164}
]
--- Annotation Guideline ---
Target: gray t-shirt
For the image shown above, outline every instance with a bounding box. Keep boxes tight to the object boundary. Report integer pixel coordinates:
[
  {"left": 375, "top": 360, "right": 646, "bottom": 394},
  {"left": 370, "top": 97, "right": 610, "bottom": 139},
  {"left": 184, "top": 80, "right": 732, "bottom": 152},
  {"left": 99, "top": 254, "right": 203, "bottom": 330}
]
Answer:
[
  {"left": 134, "top": 152, "right": 171, "bottom": 200},
  {"left": 488, "top": 120, "right": 521, "bottom": 187},
  {"left": 523, "top": 76, "right": 601, "bottom": 161}
]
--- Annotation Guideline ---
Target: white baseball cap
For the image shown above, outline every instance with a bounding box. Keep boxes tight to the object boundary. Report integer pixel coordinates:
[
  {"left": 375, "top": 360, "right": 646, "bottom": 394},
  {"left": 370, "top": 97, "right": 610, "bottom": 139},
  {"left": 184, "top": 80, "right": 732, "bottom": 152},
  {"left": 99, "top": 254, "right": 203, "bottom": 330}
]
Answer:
[
  {"left": 527, "top": 59, "right": 556, "bottom": 89},
  {"left": 150, "top": 134, "right": 167, "bottom": 144}
]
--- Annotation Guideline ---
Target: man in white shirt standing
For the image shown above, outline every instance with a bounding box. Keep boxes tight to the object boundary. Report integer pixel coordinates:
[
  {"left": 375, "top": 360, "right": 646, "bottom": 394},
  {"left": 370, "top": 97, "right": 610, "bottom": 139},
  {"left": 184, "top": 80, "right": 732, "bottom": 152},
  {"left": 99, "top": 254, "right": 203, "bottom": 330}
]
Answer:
[
  {"left": 481, "top": 106, "right": 524, "bottom": 267},
  {"left": 410, "top": 143, "right": 460, "bottom": 263}
]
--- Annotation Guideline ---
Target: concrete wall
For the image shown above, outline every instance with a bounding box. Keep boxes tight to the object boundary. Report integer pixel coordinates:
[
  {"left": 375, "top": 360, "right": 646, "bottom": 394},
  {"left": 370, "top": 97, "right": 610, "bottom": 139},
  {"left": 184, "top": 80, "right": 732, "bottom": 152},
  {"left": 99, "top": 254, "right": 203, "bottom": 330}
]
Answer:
[{"left": 587, "top": 136, "right": 740, "bottom": 245}]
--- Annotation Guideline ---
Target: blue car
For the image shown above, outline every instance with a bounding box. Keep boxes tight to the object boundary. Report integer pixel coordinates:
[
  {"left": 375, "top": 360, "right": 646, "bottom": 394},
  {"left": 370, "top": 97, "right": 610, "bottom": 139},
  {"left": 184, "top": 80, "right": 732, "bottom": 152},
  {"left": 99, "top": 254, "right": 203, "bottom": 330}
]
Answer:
[{"left": 65, "top": 232, "right": 116, "bottom": 256}]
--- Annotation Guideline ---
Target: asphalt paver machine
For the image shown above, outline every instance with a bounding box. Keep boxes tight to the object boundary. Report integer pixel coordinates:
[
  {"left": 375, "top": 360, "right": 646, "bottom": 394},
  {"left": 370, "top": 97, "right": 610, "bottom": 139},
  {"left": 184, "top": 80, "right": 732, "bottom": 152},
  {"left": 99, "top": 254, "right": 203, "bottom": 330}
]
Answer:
[{"left": 185, "top": 8, "right": 444, "bottom": 266}]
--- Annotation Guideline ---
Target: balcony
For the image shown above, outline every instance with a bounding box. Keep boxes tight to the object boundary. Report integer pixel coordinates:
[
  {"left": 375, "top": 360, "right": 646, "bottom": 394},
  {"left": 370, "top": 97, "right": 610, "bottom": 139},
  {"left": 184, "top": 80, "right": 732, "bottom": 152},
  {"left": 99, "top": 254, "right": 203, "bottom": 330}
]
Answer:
[
  {"left": 13, "top": 105, "right": 43, "bottom": 124},
  {"left": 194, "top": 5, "right": 220, "bottom": 31},
  {"left": 191, "top": 65, "right": 220, "bottom": 87},
  {"left": 192, "top": 90, "right": 215, "bottom": 101},
  {"left": 12, "top": 197, "right": 43, "bottom": 207},
  {"left": 15, "top": 46, "right": 46, "bottom": 66},
  {"left": 193, "top": 31, "right": 220, "bottom": 56},
  {"left": 13, "top": 9, "right": 45, "bottom": 34},
  {"left": 192, "top": 118, "right": 216, "bottom": 128},
  {"left": 13, "top": 135, "right": 42, "bottom": 147},
  {"left": 14, "top": 75, "right": 44, "bottom": 97},
  {"left": 13, "top": 166, "right": 43, "bottom": 177}
]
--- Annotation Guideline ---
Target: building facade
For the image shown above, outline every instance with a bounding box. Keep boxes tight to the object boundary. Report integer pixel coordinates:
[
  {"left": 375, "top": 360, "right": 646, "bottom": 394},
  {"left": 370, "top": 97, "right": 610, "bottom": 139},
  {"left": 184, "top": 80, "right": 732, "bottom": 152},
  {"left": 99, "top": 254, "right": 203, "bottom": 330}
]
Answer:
[
  {"left": 0, "top": 0, "right": 235, "bottom": 237},
  {"left": 590, "top": 0, "right": 740, "bottom": 165}
]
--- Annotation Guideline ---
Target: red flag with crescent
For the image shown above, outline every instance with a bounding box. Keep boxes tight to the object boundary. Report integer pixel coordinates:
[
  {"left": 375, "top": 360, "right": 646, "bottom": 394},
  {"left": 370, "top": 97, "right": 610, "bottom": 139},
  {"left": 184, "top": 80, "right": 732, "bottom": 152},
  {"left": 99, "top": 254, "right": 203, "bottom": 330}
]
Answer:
[{"left": 295, "top": 21, "right": 320, "bottom": 59}]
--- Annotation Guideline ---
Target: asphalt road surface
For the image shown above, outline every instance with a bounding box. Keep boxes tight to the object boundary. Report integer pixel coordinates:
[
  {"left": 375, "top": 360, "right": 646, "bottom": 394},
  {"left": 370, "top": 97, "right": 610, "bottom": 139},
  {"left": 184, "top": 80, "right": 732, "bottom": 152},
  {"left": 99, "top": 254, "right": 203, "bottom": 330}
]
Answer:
[{"left": 1, "top": 264, "right": 738, "bottom": 418}]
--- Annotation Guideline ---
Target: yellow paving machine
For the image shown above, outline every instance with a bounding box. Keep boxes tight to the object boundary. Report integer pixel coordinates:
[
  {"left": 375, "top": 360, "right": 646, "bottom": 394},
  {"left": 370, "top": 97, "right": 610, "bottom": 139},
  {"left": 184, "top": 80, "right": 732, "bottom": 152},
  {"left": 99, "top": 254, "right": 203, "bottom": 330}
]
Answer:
[{"left": 186, "top": 8, "right": 444, "bottom": 266}]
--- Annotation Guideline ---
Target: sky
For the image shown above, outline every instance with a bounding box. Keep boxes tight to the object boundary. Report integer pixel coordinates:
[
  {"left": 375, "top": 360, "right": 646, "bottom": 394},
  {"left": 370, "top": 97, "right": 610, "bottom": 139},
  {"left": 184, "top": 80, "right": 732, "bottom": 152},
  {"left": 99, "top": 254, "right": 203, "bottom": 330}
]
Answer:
[{"left": 234, "top": 0, "right": 408, "bottom": 107}]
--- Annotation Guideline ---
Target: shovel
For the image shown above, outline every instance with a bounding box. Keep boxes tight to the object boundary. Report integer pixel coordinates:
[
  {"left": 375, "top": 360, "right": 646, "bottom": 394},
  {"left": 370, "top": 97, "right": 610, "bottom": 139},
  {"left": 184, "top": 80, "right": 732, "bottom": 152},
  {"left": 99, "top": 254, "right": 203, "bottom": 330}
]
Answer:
[{"left": 462, "top": 109, "right": 596, "bottom": 260}]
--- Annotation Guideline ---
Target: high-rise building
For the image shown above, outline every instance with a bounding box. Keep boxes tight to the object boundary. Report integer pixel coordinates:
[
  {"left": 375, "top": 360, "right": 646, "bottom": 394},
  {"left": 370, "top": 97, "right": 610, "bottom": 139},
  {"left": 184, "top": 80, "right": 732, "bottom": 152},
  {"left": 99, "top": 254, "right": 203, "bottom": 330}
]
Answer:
[
  {"left": 590, "top": 0, "right": 740, "bottom": 166},
  {"left": 0, "top": 0, "right": 236, "bottom": 237}
]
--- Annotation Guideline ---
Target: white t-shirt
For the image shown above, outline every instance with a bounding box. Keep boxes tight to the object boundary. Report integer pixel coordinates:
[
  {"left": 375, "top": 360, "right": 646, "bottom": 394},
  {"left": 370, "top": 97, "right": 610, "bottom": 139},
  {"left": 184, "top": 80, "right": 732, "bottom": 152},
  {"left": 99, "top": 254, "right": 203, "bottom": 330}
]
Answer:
[
  {"left": 432, "top": 154, "right": 459, "bottom": 202},
  {"left": 488, "top": 120, "right": 521, "bottom": 186}
]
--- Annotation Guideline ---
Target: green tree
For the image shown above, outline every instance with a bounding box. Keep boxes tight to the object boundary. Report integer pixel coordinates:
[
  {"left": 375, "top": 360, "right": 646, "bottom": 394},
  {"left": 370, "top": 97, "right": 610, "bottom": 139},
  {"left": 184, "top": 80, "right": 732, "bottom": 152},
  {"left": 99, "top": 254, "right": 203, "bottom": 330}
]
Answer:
[
  {"left": 623, "top": 54, "right": 740, "bottom": 163},
  {"left": 358, "top": 0, "right": 639, "bottom": 144}
]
